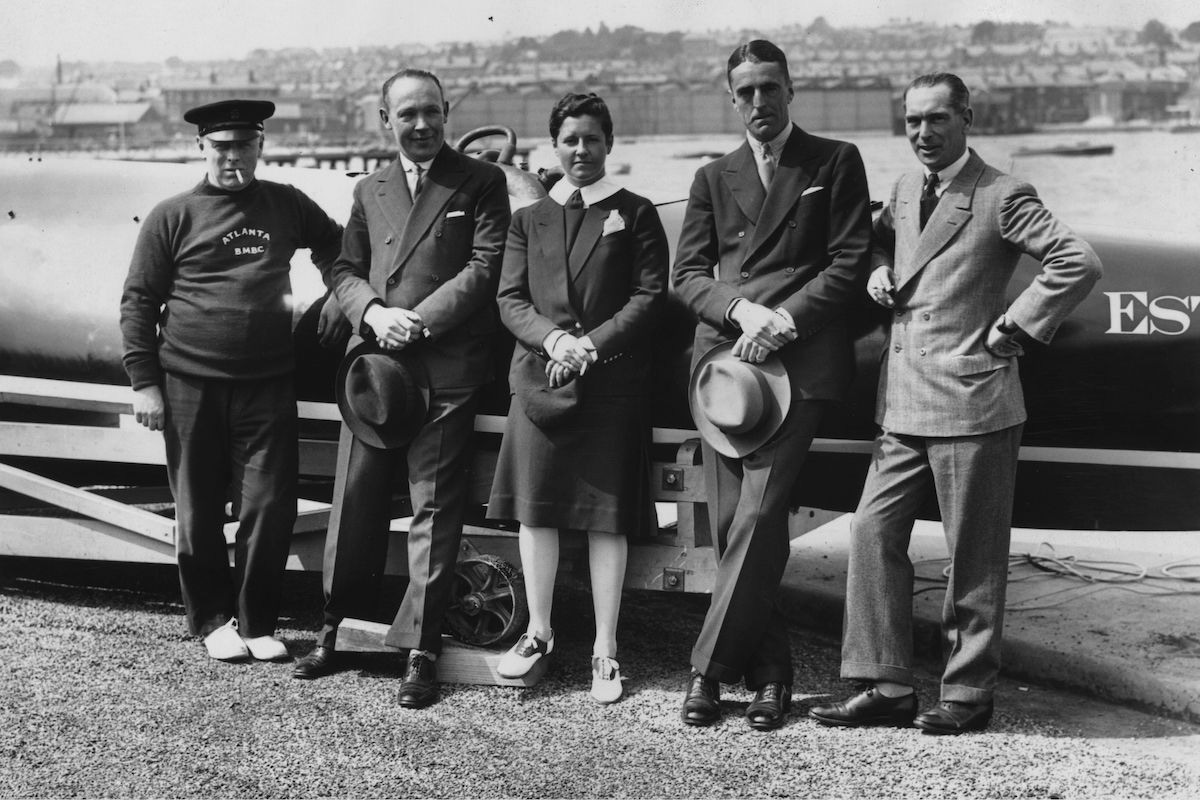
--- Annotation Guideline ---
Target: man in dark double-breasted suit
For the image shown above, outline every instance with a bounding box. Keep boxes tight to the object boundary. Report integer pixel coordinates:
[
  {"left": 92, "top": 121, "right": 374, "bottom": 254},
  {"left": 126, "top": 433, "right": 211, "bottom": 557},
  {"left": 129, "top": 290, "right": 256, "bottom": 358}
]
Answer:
[
  {"left": 810, "top": 72, "right": 1101, "bottom": 735},
  {"left": 673, "top": 40, "right": 872, "bottom": 730},
  {"left": 291, "top": 68, "right": 510, "bottom": 709}
]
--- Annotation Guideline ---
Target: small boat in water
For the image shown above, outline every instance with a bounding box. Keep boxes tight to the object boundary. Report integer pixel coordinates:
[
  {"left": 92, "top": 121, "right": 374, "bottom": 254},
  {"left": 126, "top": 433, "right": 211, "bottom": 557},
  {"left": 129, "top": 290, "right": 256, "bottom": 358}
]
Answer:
[
  {"left": 673, "top": 150, "right": 727, "bottom": 160},
  {"left": 1014, "top": 142, "right": 1114, "bottom": 157}
]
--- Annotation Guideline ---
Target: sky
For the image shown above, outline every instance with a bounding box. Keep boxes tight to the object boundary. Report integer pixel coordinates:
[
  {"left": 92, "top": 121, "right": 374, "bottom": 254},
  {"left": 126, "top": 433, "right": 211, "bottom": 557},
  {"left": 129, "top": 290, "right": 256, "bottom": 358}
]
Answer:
[{"left": 2, "top": 0, "right": 1196, "bottom": 68}]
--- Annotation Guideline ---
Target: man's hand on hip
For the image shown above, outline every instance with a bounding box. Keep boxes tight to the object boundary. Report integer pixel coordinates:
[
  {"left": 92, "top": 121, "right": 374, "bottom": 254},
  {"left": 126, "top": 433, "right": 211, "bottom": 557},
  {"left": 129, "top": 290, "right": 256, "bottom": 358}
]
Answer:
[{"left": 985, "top": 315, "right": 1026, "bottom": 359}]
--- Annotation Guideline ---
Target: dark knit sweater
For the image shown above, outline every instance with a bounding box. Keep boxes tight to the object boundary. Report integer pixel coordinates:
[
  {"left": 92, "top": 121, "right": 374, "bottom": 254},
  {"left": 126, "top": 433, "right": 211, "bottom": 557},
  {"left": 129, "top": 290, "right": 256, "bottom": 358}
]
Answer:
[{"left": 120, "top": 178, "right": 343, "bottom": 389}]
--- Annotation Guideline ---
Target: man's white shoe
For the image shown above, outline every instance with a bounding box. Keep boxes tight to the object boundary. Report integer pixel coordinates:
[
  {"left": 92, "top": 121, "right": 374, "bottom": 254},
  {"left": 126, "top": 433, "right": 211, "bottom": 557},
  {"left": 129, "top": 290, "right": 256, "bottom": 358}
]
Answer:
[
  {"left": 590, "top": 655, "right": 623, "bottom": 704},
  {"left": 203, "top": 619, "right": 249, "bottom": 661},
  {"left": 244, "top": 635, "right": 289, "bottom": 661}
]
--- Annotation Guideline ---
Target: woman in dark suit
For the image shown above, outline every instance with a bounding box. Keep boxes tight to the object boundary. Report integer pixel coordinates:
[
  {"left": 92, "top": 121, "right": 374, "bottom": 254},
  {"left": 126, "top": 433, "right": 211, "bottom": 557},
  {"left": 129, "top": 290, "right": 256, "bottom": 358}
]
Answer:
[{"left": 487, "top": 93, "right": 669, "bottom": 703}]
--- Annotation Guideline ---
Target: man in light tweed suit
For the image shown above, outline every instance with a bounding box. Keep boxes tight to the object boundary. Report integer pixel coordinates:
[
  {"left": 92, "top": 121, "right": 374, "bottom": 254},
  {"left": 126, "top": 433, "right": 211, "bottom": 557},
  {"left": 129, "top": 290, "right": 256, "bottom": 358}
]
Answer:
[{"left": 810, "top": 73, "right": 1101, "bottom": 734}]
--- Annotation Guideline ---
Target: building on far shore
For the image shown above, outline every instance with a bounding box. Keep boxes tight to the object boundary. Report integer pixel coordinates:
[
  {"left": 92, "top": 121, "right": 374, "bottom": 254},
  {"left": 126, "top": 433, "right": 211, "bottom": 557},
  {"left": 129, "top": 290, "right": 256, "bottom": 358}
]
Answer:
[
  {"left": 158, "top": 80, "right": 279, "bottom": 136},
  {"left": 49, "top": 102, "right": 163, "bottom": 146}
]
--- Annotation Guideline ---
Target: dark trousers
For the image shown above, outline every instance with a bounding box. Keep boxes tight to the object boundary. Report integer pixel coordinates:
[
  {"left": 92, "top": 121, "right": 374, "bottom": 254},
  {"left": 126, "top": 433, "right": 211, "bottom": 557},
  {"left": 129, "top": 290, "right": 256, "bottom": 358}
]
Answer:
[
  {"left": 162, "top": 373, "right": 298, "bottom": 638},
  {"left": 319, "top": 385, "right": 478, "bottom": 654},
  {"left": 691, "top": 400, "right": 825, "bottom": 689},
  {"left": 840, "top": 425, "right": 1023, "bottom": 704}
]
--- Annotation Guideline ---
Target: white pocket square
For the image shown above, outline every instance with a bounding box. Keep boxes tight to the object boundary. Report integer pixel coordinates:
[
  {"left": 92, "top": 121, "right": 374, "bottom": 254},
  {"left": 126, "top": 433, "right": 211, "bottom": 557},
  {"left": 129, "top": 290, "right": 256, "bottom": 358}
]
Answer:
[
  {"left": 602, "top": 209, "right": 625, "bottom": 235},
  {"left": 801, "top": 186, "right": 825, "bottom": 197},
  {"left": 445, "top": 210, "right": 466, "bottom": 218}
]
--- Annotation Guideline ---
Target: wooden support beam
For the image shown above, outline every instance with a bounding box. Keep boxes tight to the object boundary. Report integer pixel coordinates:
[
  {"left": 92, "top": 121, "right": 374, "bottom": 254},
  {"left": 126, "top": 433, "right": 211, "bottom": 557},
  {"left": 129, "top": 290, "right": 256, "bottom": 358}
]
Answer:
[
  {"left": 0, "top": 421, "right": 165, "bottom": 464},
  {"left": 221, "top": 498, "right": 331, "bottom": 543},
  {"left": 298, "top": 438, "right": 338, "bottom": 477},
  {"left": 0, "top": 514, "right": 177, "bottom": 562},
  {"left": 0, "top": 376, "right": 136, "bottom": 414},
  {"left": 0, "top": 462, "right": 175, "bottom": 543},
  {"left": 334, "top": 619, "right": 546, "bottom": 687},
  {"left": 670, "top": 439, "right": 712, "bottom": 549}
]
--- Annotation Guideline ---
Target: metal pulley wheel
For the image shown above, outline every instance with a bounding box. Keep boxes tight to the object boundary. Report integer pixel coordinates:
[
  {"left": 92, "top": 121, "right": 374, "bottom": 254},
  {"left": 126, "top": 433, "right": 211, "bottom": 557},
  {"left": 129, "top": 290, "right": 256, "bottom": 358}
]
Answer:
[{"left": 444, "top": 554, "right": 529, "bottom": 646}]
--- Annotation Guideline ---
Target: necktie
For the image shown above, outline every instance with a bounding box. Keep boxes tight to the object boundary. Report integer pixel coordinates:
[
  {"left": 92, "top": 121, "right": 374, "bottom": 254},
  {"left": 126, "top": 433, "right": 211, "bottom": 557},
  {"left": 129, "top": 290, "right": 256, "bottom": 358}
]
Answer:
[
  {"left": 563, "top": 189, "right": 585, "bottom": 253},
  {"left": 411, "top": 163, "right": 425, "bottom": 198},
  {"left": 758, "top": 143, "right": 776, "bottom": 190},
  {"left": 920, "top": 172, "right": 940, "bottom": 230}
]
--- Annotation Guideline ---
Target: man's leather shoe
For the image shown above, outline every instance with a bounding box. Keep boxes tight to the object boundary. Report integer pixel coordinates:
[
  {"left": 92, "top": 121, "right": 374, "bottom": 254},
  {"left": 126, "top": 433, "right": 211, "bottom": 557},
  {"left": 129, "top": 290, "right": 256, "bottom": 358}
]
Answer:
[
  {"left": 398, "top": 652, "right": 438, "bottom": 709},
  {"left": 292, "top": 645, "right": 337, "bottom": 679},
  {"left": 808, "top": 685, "right": 918, "bottom": 728},
  {"left": 746, "top": 682, "right": 792, "bottom": 731},
  {"left": 681, "top": 670, "right": 721, "bottom": 726},
  {"left": 914, "top": 700, "right": 993, "bottom": 735}
]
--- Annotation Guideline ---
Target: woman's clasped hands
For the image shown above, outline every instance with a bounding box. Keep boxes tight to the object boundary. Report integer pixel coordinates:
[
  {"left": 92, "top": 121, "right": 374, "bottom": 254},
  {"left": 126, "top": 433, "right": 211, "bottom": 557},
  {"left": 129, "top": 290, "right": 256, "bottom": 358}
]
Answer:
[{"left": 543, "top": 330, "right": 597, "bottom": 388}]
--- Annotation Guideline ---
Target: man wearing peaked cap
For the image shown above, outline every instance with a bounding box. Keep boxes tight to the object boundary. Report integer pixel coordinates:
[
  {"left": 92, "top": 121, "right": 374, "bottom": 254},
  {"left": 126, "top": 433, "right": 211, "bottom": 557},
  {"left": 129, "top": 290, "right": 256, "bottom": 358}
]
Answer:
[
  {"left": 120, "top": 97, "right": 349, "bottom": 664},
  {"left": 184, "top": 99, "right": 276, "bottom": 135},
  {"left": 184, "top": 99, "right": 275, "bottom": 191}
]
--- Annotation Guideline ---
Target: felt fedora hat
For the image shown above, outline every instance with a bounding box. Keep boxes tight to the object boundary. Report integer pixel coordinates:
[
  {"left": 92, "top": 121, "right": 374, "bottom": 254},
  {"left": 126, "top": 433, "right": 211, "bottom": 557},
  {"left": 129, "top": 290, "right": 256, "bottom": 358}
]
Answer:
[
  {"left": 336, "top": 340, "right": 430, "bottom": 449},
  {"left": 688, "top": 341, "right": 791, "bottom": 458}
]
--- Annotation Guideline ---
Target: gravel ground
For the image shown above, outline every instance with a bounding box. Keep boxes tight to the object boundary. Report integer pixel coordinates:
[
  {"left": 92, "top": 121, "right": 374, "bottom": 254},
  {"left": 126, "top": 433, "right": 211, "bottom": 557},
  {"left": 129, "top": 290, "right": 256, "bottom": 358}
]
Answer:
[{"left": 1, "top": 560, "right": 1198, "bottom": 799}]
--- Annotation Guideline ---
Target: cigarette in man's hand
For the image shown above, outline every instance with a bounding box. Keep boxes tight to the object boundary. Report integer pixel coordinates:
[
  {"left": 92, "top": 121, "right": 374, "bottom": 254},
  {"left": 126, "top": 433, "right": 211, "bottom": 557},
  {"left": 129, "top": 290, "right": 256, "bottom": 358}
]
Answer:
[{"left": 235, "top": 169, "right": 244, "bottom": 184}]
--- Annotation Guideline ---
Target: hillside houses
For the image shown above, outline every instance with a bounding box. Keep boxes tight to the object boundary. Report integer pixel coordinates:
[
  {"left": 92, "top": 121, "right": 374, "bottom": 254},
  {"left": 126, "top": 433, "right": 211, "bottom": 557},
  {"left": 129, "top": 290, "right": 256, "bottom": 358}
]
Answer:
[{"left": 2, "top": 19, "right": 1198, "bottom": 149}]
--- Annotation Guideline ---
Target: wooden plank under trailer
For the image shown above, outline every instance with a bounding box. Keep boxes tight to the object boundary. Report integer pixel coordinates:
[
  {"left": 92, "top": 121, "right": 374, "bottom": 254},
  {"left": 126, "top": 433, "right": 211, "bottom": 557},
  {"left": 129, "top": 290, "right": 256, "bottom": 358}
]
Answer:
[{"left": 0, "top": 376, "right": 844, "bottom": 685}]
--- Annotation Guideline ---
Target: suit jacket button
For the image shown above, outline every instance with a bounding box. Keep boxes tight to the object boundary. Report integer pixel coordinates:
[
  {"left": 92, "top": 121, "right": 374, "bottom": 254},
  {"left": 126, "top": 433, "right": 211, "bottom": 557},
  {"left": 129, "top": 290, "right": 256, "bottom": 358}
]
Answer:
[
  {"left": 788, "top": 220, "right": 797, "bottom": 228},
  {"left": 784, "top": 267, "right": 795, "bottom": 274},
  {"left": 895, "top": 308, "right": 904, "bottom": 316},
  {"left": 737, "top": 231, "right": 745, "bottom": 238},
  {"left": 740, "top": 271, "right": 750, "bottom": 278},
  {"left": 386, "top": 277, "right": 397, "bottom": 287},
  {"left": 893, "top": 344, "right": 902, "bottom": 352},
  {"left": 430, "top": 275, "right": 440, "bottom": 282},
  {"left": 385, "top": 236, "right": 393, "bottom": 244},
  {"left": 919, "top": 348, "right": 927, "bottom": 356},
  {"left": 435, "top": 230, "right": 443, "bottom": 237},
  {"left": 923, "top": 312, "right": 931, "bottom": 320}
]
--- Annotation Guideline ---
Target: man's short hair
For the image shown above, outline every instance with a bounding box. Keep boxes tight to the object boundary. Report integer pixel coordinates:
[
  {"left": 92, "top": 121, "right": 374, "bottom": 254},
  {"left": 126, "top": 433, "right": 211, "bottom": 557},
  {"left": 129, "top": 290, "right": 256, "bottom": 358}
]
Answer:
[
  {"left": 726, "top": 39, "right": 791, "bottom": 88},
  {"left": 548, "top": 93, "right": 614, "bottom": 143},
  {"left": 380, "top": 68, "right": 445, "bottom": 110},
  {"left": 904, "top": 73, "right": 971, "bottom": 112}
]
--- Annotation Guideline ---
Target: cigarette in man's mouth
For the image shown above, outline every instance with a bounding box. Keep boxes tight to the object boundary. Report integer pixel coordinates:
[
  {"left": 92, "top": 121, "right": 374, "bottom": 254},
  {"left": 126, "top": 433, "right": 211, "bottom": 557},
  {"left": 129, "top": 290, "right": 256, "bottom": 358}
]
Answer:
[{"left": 235, "top": 169, "right": 244, "bottom": 184}]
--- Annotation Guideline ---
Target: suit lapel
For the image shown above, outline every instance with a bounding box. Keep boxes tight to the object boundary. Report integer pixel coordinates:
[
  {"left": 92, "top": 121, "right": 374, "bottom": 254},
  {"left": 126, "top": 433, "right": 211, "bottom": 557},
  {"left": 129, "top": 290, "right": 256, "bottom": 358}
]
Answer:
[
  {"left": 532, "top": 196, "right": 583, "bottom": 318},
  {"left": 720, "top": 143, "right": 765, "bottom": 224},
  {"left": 391, "top": 146, "right": 465, "bottom": 272},
  {"left": 898, "top": 151, "right": 981, "bottom": 291},
  {"left": 534, "top": 198, "right": 565, "bottom": 265},
  {"left": 745, "top": 127, "right": 813, "bottom": 262},
  {"left": 371, "top": 162, "right": 410, "bottom": 245}
]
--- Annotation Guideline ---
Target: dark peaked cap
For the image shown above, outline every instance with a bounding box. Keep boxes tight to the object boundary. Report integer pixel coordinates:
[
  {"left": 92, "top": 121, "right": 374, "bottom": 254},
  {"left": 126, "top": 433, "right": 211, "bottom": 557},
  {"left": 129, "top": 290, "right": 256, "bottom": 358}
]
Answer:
[{"left": 184, "top": 99, "right": 275, "bottom": 137}]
